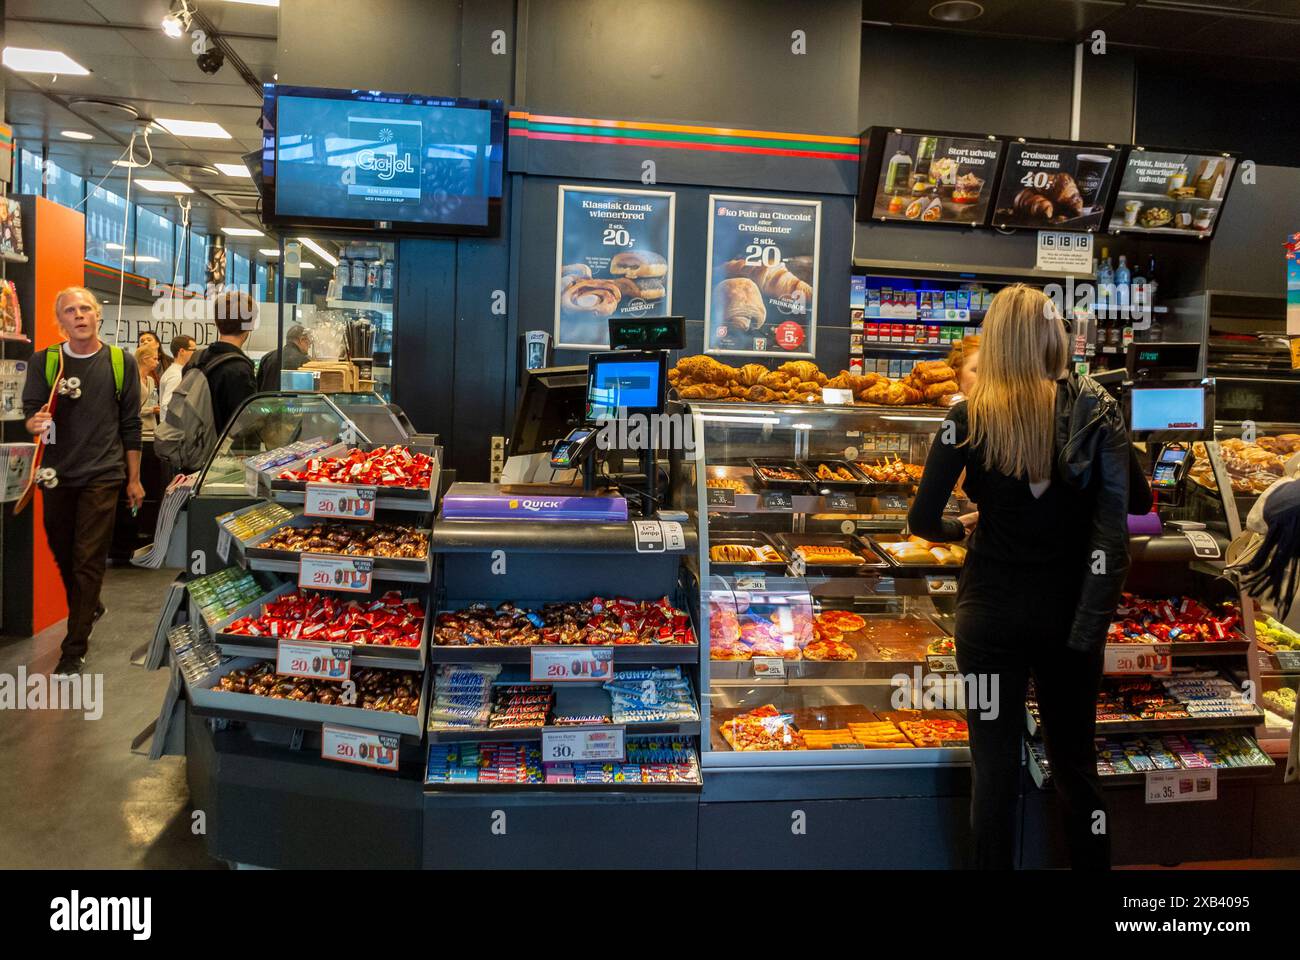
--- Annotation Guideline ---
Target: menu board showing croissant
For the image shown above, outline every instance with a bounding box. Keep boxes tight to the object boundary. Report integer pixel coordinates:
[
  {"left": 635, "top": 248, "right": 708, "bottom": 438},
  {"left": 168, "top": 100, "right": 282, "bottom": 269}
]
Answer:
[
  {"left": 554, "top": 185, "right": 676, "bottom": 349},
  {"left": 867, "top": 129, "right": 1002, "bottom": 227},
  {"left": 992, "top": 140, "right": 1121, "bottom": 231},
  {"left": 704, "top": 194, "right": 820, "bottom": 358}
]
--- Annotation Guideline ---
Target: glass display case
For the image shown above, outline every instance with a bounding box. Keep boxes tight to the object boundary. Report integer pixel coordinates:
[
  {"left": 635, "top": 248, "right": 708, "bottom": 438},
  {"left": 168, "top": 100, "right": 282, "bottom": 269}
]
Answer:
[{"left": 681, "top": 401, "right": 972, "bottom": 767}]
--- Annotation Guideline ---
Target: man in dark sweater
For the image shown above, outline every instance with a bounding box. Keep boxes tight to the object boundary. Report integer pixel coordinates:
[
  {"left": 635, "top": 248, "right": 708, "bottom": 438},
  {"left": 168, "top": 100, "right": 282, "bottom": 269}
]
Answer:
[
  {"left": 256, "top": 324, "right": 311, "bottom": 392},
  {"left": 193, "top": 289, "right": 258, "bottom": 433},
  {"left": 22, "top": 287, "right": 143, "bottom": 676}
]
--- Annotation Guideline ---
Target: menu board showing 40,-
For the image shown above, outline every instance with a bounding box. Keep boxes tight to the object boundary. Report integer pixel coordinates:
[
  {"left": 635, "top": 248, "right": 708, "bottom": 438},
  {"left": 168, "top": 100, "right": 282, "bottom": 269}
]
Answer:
[
  {"left": 870, "top": 130, "right": 1003, "bottom": 226},
  {"left": 1107, "top": 149, "right": 1236, "bottom": 237},
  {"left": 993, "top": 140, "right": 1121, "bottom": 231}
]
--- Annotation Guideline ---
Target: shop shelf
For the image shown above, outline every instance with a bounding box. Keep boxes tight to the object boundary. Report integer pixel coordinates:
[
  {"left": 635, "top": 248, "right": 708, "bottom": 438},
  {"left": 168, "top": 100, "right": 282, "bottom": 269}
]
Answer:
[
  {"left": 1028, "top": 741, "right": 1274, "bottom": 790},
  {"left": 0, "top": 250, "right": 29, "bottom": 263},
  {"left": 231, "top": 515, "right": 433, "bottom": 584},
  {"left": 266, "top": 442, "right": 439, "bottom": 514},
  {"left": 428, "top": 720, "right": 701, "bottom": 744},
  {"left": 1026, "top": 706, "right": 1263, "bottom": 737},
  {"left": 431, "top": 518, "right": 696, "bottom": 555},
  {"left": 187, "top": 656, "right": 427, "bottom": 738},
  {"left": 426, "top": 643, "right": 700, "bottom": 664}
]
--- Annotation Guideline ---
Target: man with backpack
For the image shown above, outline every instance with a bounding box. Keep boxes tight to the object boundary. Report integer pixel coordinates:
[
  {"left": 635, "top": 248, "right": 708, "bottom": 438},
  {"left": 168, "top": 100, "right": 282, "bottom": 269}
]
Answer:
[
  {"left": 154, "top": 290, "right": 258, "bottom": 474},
  {"left": 22, "top": 287, "right": 143, "bottom": 676}
]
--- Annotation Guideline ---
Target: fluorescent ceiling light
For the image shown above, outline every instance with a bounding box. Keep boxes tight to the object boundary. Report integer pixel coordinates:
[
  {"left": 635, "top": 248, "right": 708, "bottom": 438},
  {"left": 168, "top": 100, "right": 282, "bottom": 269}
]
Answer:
[
  {"left": 226, "top": 0, "right": 279, "bottom": 6},
  {"left": 113, "top": 158, "right": 146, "bottom": 168},
  {"left": 152, "top": 118, "right": 232, "bottom": 140},
  {"left": 3, "top": 47, "right": 90, "bottom": 76},
  {"left": 106, "top": 242, "right": 124, "bottom": 250},
  {"left": 130, "top": 255, "right": 160, "bottom": 263},
  {"left": 60, "top": 130, "right": 94, "bottom": 141},
  {"left": 299, "top": 262, "right": 316, "bottom": 269},
  {"left": 296, "top": 236, "right": 338, "bottom": 267},
  {"left": 214, "top": 162, "right": 250, "bottom": 177},
  {"left": 221, "top": 226, "right": 263, "bottom": 237},
  {"left": 259, "top": 248, "right": 280, "bottom": 256},
  {"left": 136, "top": 178, "right": 193, "bottom": 193}
]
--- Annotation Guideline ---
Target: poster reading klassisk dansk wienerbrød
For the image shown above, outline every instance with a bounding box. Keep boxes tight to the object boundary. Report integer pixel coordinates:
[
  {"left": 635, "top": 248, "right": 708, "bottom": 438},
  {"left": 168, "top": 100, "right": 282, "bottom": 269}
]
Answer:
[
  {"left": 705, "top": 194, "right": 820, "bottom": 359},
  {"left": 554, "top": 185, "right": 676, "bottom": 349}
]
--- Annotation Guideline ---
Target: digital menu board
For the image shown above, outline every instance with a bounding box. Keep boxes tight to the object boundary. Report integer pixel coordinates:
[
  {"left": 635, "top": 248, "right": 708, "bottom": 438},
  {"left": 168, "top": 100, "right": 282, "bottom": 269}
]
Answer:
[
  {"left": 865, "top": 129, "right": 1003, "bottom": 227},
  {"left": 1106, "top": 148, "right": 1236, "bottom": 238},
  {"left": 992, "top": 139, "right": 1122, "bottom": 232}
]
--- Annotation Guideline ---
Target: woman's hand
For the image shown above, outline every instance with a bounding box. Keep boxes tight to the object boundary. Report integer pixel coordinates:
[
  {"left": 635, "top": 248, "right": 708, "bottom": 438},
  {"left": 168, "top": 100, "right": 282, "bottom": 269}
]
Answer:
[{"left": 958, "top": 511, "right": 979, "bottom": 535}]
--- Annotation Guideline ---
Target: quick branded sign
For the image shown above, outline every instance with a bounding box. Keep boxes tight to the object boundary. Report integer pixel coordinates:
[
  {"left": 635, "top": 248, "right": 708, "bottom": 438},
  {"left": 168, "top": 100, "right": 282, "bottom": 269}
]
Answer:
[{"left": 348, "top": 115, "right": 422, "bottom": 201}]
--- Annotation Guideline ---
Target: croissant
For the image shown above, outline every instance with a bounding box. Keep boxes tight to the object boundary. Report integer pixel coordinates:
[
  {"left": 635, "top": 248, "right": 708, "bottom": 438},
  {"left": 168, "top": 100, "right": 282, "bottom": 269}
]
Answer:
[
  {"left": 728, "top": 384, "right": 749, "bottom": 398},
  {"left": 679, "top": 384, "right": 711, "bottom": 399},
  {"left": 724, "top": 259, "right": 813, "bottom": 307},
  {"left": 924, "top": 380, "right": 958, "bottom": 401},
  {"left": 747, "top": 385, "right": 779, "bottom": 403},
  {"left": 1045, "top": 173, "right": 1084, "bottom": 218},
  {"left": 737, "top": 363, "right": 768, "bottom": 386},
  {"left": 825, "top": 372, "right": 855, "bottom": 390},
  {"left": 912, "top": 360, "right": 957, "bottom": 384},
  {"left": 862, "top": 382, "right": 891, "bottom": 404},
  {"left": 561, "top": 278, "right": 622, "bottom": 317},
  {"left": 759, "top": 370, "right": 796, "bottom": 390},
  {"left": 715, "top": 364, "right": 740, "bottom": 384},
  {"left": 1013, "top": 188, "right": 1054, "bottom": 221},
  {"left": 778, "top": 360, "right": 820, "bottom": 382},
  {"left": 796, "top": 380, "right": 821, "bottom": 396},
  {"left": 715, "top": 278, "right": 766, "bottom": 332}
]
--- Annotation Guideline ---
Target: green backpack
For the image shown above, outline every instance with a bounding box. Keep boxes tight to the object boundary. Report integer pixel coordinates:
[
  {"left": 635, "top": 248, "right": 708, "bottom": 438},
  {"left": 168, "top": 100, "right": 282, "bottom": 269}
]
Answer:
[{"left": 45, "top": 344, "right": 125, "bottom": 398}]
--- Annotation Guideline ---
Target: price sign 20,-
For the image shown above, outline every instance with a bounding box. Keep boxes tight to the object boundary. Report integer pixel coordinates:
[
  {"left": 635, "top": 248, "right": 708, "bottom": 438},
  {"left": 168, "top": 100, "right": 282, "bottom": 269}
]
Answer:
[
  {"left": 305, "top": 483, "right": 377, "bottom": 520},
  {"left": 299, "top": 554, "right": 374, "bottom": 594},
  {"left": 321, "top": 724, "right": 400, "bottom": 772}
]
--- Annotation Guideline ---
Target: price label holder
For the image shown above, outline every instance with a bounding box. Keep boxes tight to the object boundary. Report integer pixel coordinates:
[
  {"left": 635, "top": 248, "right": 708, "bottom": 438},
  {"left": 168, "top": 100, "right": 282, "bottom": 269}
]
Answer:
[
  {"left": 1145, "top": 767, "right": 1217, "bottom": 804},
  {"left": 217, "top": 528, "right": 232, "bottom": 564},
  {"left": 542, "top": 725, "right": 626, "bottom": 764},
  {"left": 1274, "top": 650, "right": 1300, "bottom": 671},
  {"left": 1183, "top": 530, "right": 1222, "bottom": 559},
  {"left": 926, "top": 577, "right": 958, "bottom": 596},
  {"left": 734, "top": 572, "right": 766, "bottom": 590},
  {"left": 925, "top": 654, "right": 958, "bottom": 674},
  {"left": 707, "top": 487, "right": 736, "bottom": 507},
  {"left": 1036, "top": 230, "right": 1094, "bottom": 274},
  {"left": 299, "top": 553, "right": 374, "bottom": 594},
  {"left": 1104, "top": 643, "right": 1172, "bottom": 676},
  {"left": 277, "top": 639, "right": 353, "bottom": 682},
  {"left": 752, "top": 656, "right": 787, "bottom": 680},
  {"left": 321, "top": 724, "right": 401, "bottom": 772},
  {"left": 881, "top": 494, "right": 908, "bottom": 512},
  {"left": 821, "top": 388, "right": 854, "bottom": 405},
  {"left": 764, "top": 490, "right": 794, "bottom": 511},
  {"left": 531, "top": 646, "right": 614, "bottom": 682},
  {"left": 826, "top": 491, "right": 856, "bottom": 512},
  {"left": 305, "top": 482, "right": 377, "bottom": 520}
]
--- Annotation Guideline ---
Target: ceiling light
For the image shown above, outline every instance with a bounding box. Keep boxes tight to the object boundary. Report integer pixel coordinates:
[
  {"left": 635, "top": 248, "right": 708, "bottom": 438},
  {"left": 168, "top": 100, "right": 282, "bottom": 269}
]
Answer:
[
  {"left": 113, "top": 158, "right": 147, "bottom": 168},
  {"left": 136, "top": 178, "right": 194, "bottom": 193},
  {"left": 296, "top": 236, "right": 338, "bottom": 267},
  {"left": 162, "top": 1, "right": 194, "bottom": 38},
  {"left": 221, "top": 226, "right": 264, "bottom": 237},
  {"left": 259, "top": 248, "right": 280, "bottom": 257},
  {"left": 226, "top": 0, "right": 280, "bottom": 6},
  {"left": 106, "top": 242, "right": 124, "bottom": 251},
  {"left": 928, "top": 1, "right": 984, "bottom": 22},
  {"left": 3, "top": 47, "right": 91, "bottom": 76},
  {"left": 130, "top": 255, "right": 161, "bottom": 263},
  {"left": 60, "top": 130, "right": 94, "bottom": 141},
  {"left": 299, "top": 262, "right": 316, "bottom": 269},
  {"left": 214, "top": 162, "right": 251, "bottom": 177},
  {"left": 153, "top": 118, "right": 232, "bottom": 140}
]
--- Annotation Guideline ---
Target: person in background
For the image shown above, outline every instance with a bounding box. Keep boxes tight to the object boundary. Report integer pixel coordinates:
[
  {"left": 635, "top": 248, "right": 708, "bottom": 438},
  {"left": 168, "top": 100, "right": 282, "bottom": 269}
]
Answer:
[
  {"left": 135, "top": 341, "right": 161, "bottom": 434},
  {"left": 908, "top": 284, "right": 1151, "bottom": 870},
  {"left": 191, "top": 290, "right": 258, "bottom": 433},
  {"left": 256, "top": 324, "right": 312, "bottom": 392},
  {"left": 159, "top": 334, "right": 196, "bottom": 421},
  {"left": 946, "top": 334, "right": 980, "bottom": 397},
  {"left": 137, "top": 331, "right": 165, "bottom": 382},
  {"left": 22, "top": 286, "right": 143, "bottom": 676}
]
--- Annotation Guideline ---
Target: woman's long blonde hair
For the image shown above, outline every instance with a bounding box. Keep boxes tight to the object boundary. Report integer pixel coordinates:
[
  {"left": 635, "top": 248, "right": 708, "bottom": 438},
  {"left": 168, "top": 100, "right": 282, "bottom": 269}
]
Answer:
[{"left": 966, "top": 284, "right": 1068, "bottom": 483}]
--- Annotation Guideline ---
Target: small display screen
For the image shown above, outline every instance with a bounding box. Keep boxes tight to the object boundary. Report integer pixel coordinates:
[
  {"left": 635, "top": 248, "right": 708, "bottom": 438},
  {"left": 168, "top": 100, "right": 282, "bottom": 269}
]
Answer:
[
  {"left": 1131, "top": 387, "right": 1206, "bottom": 433},
  {"left": 587, "top": 358, "right": 663, "bottom": 418},
  {"left": 550, "top": 428, "right": 594, "bottom": 466},
  {"left": 1158, "top": 446, "right": 1187, "bottom": 464}
]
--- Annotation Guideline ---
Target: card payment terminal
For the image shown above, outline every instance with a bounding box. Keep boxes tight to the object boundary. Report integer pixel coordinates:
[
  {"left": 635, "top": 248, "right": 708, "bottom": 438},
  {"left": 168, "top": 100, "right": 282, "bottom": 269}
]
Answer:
[{"left": 1150, "top": 443, "right": 1190, "bottom": 491}]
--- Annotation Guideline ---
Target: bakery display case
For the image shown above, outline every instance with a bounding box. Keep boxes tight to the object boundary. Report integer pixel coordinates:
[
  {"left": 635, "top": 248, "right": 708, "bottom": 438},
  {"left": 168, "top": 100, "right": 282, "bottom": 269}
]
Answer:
[{"left": 682, "top": 399, "right": 971, "bottom": 770}]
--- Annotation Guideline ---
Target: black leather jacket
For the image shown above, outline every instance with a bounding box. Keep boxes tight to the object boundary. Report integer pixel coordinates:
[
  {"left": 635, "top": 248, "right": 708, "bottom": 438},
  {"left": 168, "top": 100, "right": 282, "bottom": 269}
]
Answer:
[{"left": 1056, "top": 374, "right": 1153, "bottom": 653}]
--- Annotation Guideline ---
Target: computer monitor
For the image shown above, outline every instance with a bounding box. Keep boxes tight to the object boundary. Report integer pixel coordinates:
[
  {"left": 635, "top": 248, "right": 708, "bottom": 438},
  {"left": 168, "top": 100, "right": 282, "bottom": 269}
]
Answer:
[
  {"left": 585, "top": 351, "right": 667, "bottom": 421},
  {"left": 508, "top": 365, "right": 588, "bottom": 456},
  {"left": 1127, "top": 382, "right": 1214, "bottom": 442}
]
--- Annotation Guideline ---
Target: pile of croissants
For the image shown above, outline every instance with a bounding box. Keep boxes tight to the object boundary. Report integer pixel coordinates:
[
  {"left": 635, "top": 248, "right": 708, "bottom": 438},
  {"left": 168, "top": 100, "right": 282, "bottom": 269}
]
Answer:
[{"left": 668, "top": 356, "right": 959, "bottom": 406}]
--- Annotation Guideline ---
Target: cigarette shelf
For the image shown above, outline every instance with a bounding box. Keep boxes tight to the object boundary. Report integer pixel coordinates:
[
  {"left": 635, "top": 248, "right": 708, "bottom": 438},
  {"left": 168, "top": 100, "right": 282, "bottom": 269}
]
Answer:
[
  {"left": 427, "top": 720, "right": 702, "bottom": 745},
  {"left": 426, "top": 643, "right": 700, "bottom": 664},
  {"left": 1026, "top": 707, "right": 1262, "bottom": 738}
]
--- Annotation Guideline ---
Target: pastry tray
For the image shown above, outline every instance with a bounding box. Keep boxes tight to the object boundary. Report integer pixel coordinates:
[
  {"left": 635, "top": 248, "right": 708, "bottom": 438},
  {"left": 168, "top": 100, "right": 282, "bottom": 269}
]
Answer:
[
  {"left": 236, "top": 515, "right": 433, "bottom": 583},
  {"left": 210, "top": 580, "right": 428, "bottom": 671},
  {"left": 777, "top": 532, "right": 890, "bottom": 575},
  {"left": 748, "top": 458, "right": 815, "bottom": 492},
  {"left": 851, "top": 460, "right": 916, "bottom": 495},
  {"left": 802, "top": 459, "right": 872, "bottom": 494},
  {"left": 186, "top": 656, "right": 427, "bottom": 737},
  {"left": 709, "top": 612, "right": 949, "bottom": 673},
  {"left": 707, "top": 532, "right": 791, "bottom": 575},
  {"left": 867, "top": 533, "right": 965, "bottom": 571}
]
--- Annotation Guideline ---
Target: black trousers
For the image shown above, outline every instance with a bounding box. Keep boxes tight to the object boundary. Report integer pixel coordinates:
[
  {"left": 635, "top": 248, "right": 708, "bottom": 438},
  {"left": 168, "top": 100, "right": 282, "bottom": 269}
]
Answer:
[
  {"left": 41, "top": 480, "right": 121, "bottom": 659},
  {"left": 955, "top": 554, "right": 1110, "bottom": 870}
]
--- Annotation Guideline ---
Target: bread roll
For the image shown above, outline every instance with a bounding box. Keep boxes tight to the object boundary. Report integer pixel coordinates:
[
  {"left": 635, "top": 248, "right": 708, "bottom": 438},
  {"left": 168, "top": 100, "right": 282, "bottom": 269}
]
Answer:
[{"left": 561, "top": 278, "right": 622, "bottom": 317}]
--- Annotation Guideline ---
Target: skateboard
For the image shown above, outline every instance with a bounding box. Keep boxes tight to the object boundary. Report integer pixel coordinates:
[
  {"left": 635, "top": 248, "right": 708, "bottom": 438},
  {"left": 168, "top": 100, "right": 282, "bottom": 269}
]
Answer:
[{"left": 13, "top": 347, "right": 65, "bottom": 514}]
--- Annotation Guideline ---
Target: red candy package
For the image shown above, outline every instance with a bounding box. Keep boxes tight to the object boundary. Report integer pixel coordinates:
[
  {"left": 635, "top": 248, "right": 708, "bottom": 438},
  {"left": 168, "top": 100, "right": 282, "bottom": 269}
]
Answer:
[
  {"left": 225, "top": 589, "right": 424, "bottom": 647},
  {"left": 278, "top": 445, "right": 433, "bottom": 489}
]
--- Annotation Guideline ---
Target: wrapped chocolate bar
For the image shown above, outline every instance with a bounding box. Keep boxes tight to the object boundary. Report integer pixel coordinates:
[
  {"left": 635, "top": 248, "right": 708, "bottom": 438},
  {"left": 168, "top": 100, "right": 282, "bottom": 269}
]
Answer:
[{"left": 278, "top": 445, "right": 434, "bottom": 489}]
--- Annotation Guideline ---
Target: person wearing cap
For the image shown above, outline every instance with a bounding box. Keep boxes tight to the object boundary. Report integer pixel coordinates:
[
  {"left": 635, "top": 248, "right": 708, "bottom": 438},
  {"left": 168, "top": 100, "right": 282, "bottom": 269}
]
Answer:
[{"left": 256, "top": 324, "right": 311, "bottom": 392}]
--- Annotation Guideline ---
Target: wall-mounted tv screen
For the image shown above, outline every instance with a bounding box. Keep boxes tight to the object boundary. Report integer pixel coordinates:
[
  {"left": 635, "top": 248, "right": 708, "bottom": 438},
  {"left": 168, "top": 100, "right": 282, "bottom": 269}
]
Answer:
[
  {"left": 1106, "top": 147, "right": 1236, "bottom": 239},
  {"left": 260, "top": 84, "right": 504, "bottom": 236},
  {"left": 991, "top": 138, "right": 1122, "bottom": 232}
]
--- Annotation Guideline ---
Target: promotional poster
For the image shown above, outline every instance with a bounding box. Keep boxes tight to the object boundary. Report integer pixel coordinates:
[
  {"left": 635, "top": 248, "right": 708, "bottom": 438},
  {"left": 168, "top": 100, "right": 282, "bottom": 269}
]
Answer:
[
  {"left": 1106, "top": 150, "right": 1236, "bottom": 236},
  {"left": 870, "top": 131, "right": 1002, "bottom": 226},
  {"left": 554, "top": 185, "right": 676, "bottom": 350},
  {"left": 704, "top": 194, "right": 820, "bottom": 358},
  {"left": 992, "top": 140, "right": 1121, "bottom": 231}
]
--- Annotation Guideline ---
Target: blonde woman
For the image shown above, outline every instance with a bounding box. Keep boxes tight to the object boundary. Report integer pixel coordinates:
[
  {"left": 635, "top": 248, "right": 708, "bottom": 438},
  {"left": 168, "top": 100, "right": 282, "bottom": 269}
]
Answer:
[
  {"left": 909, "top": 284, "right": 1151, "bottom": 870},
  {"left": 135, "top": 341, "right": 161, "bottom": 433}
]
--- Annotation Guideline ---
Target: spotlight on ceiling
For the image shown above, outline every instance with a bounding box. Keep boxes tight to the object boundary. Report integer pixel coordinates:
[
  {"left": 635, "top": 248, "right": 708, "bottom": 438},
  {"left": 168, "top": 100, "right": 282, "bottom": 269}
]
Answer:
[
  {"left": 929, "top": 1, "right": 984, "bottom": 23},
  {"left": 162, "top": 1, "right": 194, "bottom": 39}
]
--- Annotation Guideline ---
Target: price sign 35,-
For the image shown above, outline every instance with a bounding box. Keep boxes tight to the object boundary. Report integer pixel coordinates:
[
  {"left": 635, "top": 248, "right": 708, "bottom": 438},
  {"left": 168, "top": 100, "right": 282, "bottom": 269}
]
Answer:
[{"left": 299, "top": 554, "right": 374, "bottom": 594}]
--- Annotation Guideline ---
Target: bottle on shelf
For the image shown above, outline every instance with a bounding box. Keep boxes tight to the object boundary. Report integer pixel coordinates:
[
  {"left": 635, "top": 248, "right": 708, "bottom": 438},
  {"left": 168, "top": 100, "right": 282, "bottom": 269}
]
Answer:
[
  {"left": 1131, "top": 258, "right": 1147, "bottom": 315},
  {"left": 1115, "top": 254, "right": 1131, "bottom": 312},
  {"left": 1096, "top": 248, "right": 1114, "bottom": 314}
]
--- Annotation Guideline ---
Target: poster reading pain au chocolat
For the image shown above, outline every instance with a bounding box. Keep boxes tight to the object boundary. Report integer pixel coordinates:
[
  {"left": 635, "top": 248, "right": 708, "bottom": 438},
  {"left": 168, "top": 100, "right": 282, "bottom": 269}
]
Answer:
[
  {"left": 705, "top": 195, "right": 820, "bottom": 358},
  {"left": 554, "top": 185, "right": 676, "bottom": 349}
]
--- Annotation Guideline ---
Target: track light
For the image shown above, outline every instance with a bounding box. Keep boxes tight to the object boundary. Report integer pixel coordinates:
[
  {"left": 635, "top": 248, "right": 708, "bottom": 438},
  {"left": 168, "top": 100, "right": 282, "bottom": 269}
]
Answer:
[{"left": 162, "top": 1, "right": 194, "bottom": 39}]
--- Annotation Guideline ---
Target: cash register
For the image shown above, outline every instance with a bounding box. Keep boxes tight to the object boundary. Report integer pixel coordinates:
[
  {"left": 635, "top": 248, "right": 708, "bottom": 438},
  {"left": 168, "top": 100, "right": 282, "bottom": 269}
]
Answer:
[{"left": 1125, "top": 379, "right": 1214, "bottom": 517}]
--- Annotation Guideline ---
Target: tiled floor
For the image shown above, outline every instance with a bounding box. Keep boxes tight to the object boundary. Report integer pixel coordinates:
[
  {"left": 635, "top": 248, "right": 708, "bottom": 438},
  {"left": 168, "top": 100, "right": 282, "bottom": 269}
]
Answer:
[{"left": 0, "top": 565, "right": 224, "bottom": 869}]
